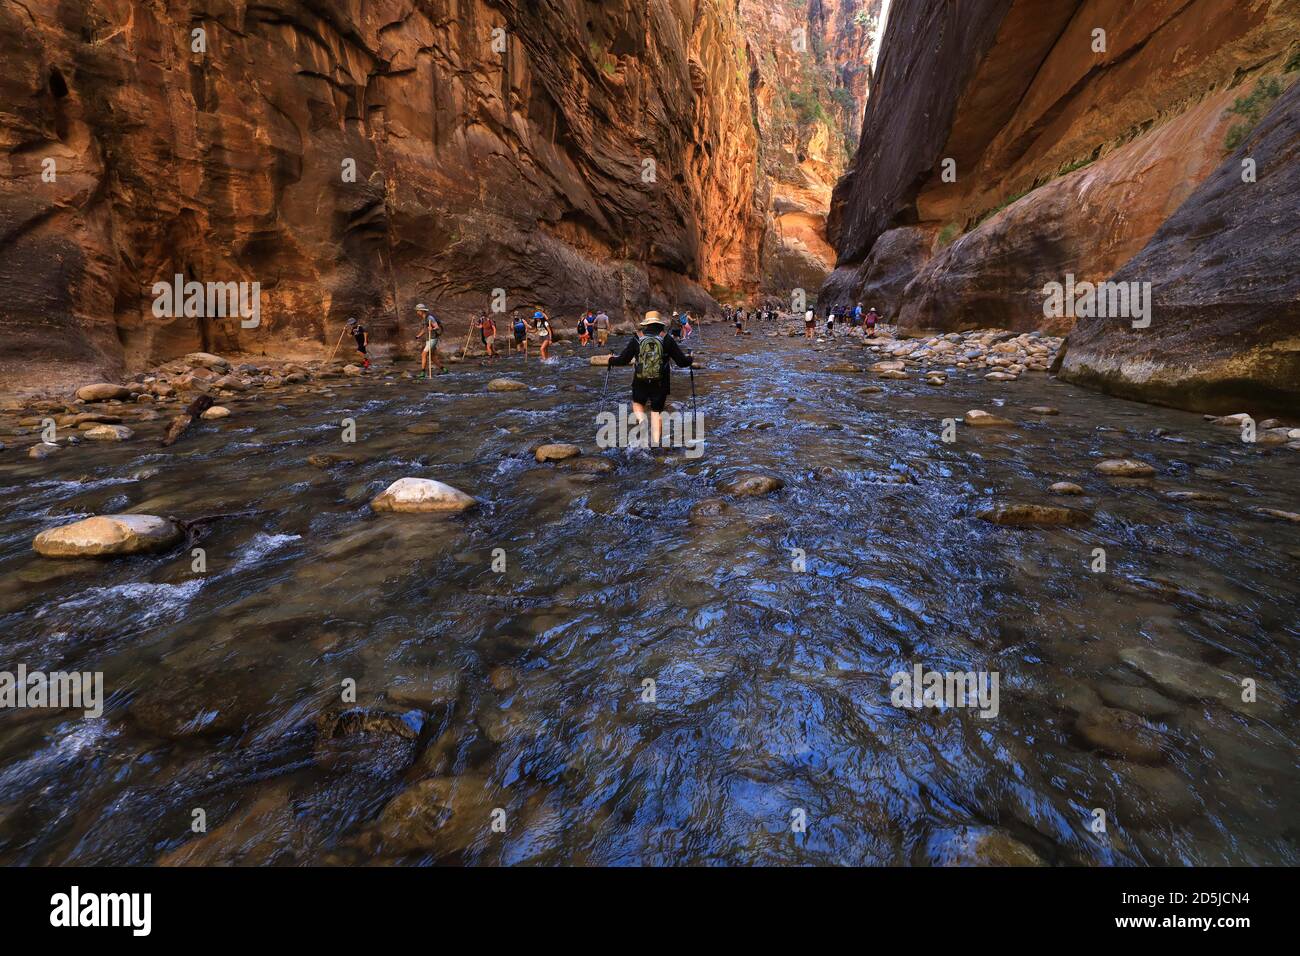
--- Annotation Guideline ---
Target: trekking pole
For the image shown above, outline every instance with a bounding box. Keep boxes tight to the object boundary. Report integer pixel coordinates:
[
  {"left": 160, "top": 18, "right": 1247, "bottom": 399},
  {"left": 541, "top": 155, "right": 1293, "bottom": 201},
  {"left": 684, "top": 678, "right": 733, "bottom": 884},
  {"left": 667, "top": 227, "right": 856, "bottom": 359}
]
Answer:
[
  {"left": 462, "top": 318, "right": 475, "bottom": 361},
  {"left": 600, "top": 363, "right": 611, "bottom": 401},
  {"left": 326, "top": 323, "right": 348, "bottom": 364},
  {"left": 689, "top": 364, "right": 697, "bottom": 416}
]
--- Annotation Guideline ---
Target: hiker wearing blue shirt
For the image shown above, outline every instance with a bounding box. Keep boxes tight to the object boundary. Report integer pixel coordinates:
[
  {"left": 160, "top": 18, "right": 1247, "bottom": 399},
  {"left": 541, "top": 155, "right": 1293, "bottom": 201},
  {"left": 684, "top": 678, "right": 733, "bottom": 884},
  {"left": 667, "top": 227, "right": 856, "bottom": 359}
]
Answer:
[{"left": 511, "top": 312, "right": 529, "bottom": 356}]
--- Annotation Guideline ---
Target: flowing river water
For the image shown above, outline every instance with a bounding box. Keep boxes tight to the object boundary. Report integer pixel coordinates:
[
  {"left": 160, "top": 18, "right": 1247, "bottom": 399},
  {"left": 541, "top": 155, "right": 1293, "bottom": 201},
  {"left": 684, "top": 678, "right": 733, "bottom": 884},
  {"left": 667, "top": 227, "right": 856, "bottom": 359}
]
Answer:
[{"left": 1, "top": 326, "right": 1296, "bottom": 865}]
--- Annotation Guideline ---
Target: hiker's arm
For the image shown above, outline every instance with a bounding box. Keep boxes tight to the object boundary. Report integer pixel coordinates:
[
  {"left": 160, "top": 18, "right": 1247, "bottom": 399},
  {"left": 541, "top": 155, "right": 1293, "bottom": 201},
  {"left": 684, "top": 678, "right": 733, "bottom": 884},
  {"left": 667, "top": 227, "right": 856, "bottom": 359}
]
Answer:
[
  {"left": 666, "top": 335, "right": 693, "bottom": 368},
  {"left": 608, "top": 338, "right": 638, "bottom": 366}
]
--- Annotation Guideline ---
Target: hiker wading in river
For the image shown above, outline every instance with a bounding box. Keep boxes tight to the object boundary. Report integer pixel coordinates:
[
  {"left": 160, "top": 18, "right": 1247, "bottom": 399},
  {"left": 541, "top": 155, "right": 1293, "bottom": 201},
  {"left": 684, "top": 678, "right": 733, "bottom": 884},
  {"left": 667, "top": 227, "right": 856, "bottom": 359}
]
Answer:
[
  {"left": 347, "top": 317, "right": 370, "bottom": 368},
  {"left": 608, "top": 311, "right": 694, "bottom": 447},
  {"left": 533, "top": 308, "right": 553, "bottom": 362},
  {"left": 415, "top": 304, "right": 446, "bottom": 377}
]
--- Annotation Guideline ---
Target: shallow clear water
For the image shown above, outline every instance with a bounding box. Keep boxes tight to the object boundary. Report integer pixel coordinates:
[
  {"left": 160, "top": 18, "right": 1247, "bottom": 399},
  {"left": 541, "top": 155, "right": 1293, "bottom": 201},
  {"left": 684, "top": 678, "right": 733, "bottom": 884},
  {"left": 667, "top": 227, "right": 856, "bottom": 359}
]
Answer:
[{"left": 1, "top": 328, "right": 1296, "bottom": 865}]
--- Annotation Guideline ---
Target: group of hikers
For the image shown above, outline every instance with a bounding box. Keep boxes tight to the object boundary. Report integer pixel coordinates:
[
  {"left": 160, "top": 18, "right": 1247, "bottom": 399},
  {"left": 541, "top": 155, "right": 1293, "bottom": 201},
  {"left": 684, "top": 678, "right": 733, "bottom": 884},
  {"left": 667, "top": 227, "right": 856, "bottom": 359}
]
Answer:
[
  {"left": 336, "top": 304, "right": 696, "bottom": 445},
  {"left": 335, "top": 303, "right": 704, "bottom": 383},
  {"left": 342, "top": 300, "right": 882, "bottom": 375},
  {"left": 802, "top": 302, "right": 881, "bottom": 339},
  {"left": 720, "top": 301, "right": 882, "bottom": 338},
  {"left": 333, "top": 298, "right": 885, "bottom": 446}
]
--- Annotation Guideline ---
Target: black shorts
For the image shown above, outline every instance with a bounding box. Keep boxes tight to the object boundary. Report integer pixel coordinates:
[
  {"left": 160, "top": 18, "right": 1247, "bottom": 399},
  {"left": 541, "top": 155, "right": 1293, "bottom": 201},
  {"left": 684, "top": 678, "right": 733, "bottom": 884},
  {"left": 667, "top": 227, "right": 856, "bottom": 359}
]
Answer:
[
  {"left": 513, "top": 330, "right": 526, "bottom": 342},
  {"left": 631, "top": 378, "right": 670, "bottom": 412}
]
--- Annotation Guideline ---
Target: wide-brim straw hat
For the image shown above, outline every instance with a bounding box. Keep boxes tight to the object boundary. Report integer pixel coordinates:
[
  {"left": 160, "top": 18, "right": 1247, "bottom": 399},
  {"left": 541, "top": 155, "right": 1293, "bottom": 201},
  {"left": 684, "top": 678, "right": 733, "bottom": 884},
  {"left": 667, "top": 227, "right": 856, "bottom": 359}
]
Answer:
[{"left": 640, "top": 311, "right": 664, "bottom": 327}]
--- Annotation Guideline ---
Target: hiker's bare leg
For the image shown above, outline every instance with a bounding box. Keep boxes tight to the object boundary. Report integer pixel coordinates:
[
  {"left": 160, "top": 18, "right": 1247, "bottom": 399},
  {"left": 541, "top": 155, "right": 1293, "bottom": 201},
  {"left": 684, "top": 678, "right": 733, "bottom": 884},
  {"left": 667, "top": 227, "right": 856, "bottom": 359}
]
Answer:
[
  {"left": 650, "top": 410, "right": 663, "bottom": 446},
  {"left": 631, "top": 402, "right": 649, "bottom": 445}
]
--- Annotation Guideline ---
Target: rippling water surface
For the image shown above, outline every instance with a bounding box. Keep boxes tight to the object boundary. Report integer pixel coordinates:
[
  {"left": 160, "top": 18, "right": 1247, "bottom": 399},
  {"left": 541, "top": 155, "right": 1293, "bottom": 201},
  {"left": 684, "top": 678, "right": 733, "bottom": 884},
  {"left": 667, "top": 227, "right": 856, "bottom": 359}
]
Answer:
[{"left": 1, "top": 328, "right": 1296, "bottom": 865}]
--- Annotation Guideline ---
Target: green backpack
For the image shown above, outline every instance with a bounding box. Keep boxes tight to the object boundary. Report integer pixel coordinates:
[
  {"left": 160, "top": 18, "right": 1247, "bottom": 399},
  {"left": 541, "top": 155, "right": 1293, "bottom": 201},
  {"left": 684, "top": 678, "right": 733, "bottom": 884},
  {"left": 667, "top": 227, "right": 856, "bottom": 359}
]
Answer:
[{"left": 635, "top": 333, "right": 664, "bottom": 381}]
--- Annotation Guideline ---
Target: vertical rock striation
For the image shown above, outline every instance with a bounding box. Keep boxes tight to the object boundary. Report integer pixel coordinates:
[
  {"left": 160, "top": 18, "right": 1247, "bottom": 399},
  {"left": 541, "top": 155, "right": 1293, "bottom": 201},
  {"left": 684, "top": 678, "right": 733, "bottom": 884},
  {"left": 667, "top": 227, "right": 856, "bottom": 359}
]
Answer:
[{"left": 4, "top": 0, "right": 863, "bottom": 393}]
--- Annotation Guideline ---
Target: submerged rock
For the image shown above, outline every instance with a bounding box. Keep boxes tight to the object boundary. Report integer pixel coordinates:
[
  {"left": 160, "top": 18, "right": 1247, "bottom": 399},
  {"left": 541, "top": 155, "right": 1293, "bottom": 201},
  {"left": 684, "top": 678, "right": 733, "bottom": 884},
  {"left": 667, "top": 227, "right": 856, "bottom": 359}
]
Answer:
[
  {"left": 535, "top": 443, "right": 581, "bottom": 463},
  {"left": 1075, "top": 707, "right": 1165, "bottom": 763},
  {"left": 487, "top": 378, "right": 528, "bottom": 392},
  {"left": 1094, "top": 458, "right": 1155, "bottom": 477},
  {"left": 1163, "top": 489, "right": 1228, "bottom": 502},
  {"left": 1118, "top": 647, "right": 1253, "bottom": 714},
  {"left": 314, "top": 706, "right": 422, "bottom": 776},
  {"left": 1049, "top": 481, "right": 1084, "bottom": 495},
  {"left": 964, "top": 409, "right": 1014, "bottom": 427},
  {"left": 977, "top": 503, "right": 1090, "bottom": 527},
  {"left": 371, "top": 477, "right": 477, "bottom": 513},
  {"left": 928, "top": 827, "right": 1044, "bottom": 867},
  {"left": 1096, "top": 682, "right": 1181, "bottom": 718},
  {"left": 1103, "top": 760, "right": 1199, "bottom": 826},
  {"left": 556, "top": 456, "right": 614, "bottom": 474},
  {"left": 689, "top": 498, "right": 731, "bottom": 523},
  {"left": 33, "top": 515, "right": 182, "bottom": 558},
  {"left": 1252, "top": 507, "right": 1300, "bottom": 523},
  {"left": 130, "top": 669, "right": 266, "bottom": 739},
  {"left": 29, "top": 442, "right": 60, "bottom": 459},
  {"left": 717, "top": 473, "right": 785, "bottom": 496},
  {"left": 373, "top": 775, "right": 491, "bottom": 856},
  {"left": 307, "top": 453, "right": 357, "bottom": 468}
]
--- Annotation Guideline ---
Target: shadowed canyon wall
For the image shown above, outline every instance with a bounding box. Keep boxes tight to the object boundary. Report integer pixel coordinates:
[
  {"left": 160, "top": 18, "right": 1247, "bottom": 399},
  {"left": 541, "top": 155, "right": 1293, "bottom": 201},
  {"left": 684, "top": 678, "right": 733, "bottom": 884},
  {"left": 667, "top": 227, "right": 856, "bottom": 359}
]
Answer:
[
  {"left": 0, "top": 0, "right": 869, "bottom": 394},
  {"left": 823, "top": 0, "right": 1299, "bottom": 412}
]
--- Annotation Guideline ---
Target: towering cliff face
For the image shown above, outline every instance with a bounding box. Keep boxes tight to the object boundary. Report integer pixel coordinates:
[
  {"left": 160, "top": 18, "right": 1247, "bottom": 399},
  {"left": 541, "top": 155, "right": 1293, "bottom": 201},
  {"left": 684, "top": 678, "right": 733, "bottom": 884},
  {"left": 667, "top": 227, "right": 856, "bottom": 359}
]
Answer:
[
  {"left": 1059, "top": 79, "right": 1300, "bottom": 414},
  {"left": 0, "top": 0, "right": 774, "bottom": 393},
  {"left": 741, "top": 0, "right": 878, "bottom": 298},
  {"left": 822, "top": 0, "right": 1298, "bottom": 409}
]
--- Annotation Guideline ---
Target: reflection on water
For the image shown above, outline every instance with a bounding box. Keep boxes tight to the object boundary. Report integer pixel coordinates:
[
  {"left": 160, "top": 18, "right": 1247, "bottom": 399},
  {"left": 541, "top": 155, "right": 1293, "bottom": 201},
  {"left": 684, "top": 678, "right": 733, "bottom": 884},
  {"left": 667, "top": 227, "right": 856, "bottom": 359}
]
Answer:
[{"left": 0, "top": 330, "right": 1296, "bottom": 865}]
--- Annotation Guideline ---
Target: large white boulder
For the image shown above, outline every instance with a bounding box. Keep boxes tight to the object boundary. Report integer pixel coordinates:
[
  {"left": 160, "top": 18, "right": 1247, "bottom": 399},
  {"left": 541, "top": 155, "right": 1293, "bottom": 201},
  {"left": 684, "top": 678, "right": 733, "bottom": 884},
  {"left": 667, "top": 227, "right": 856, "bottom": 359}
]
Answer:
[
  {"left": 33, "top": 515, "right": 182, "bottom": 558},
  {"left": 371, "top": 478, "right": 477, "bottom": 513}
]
